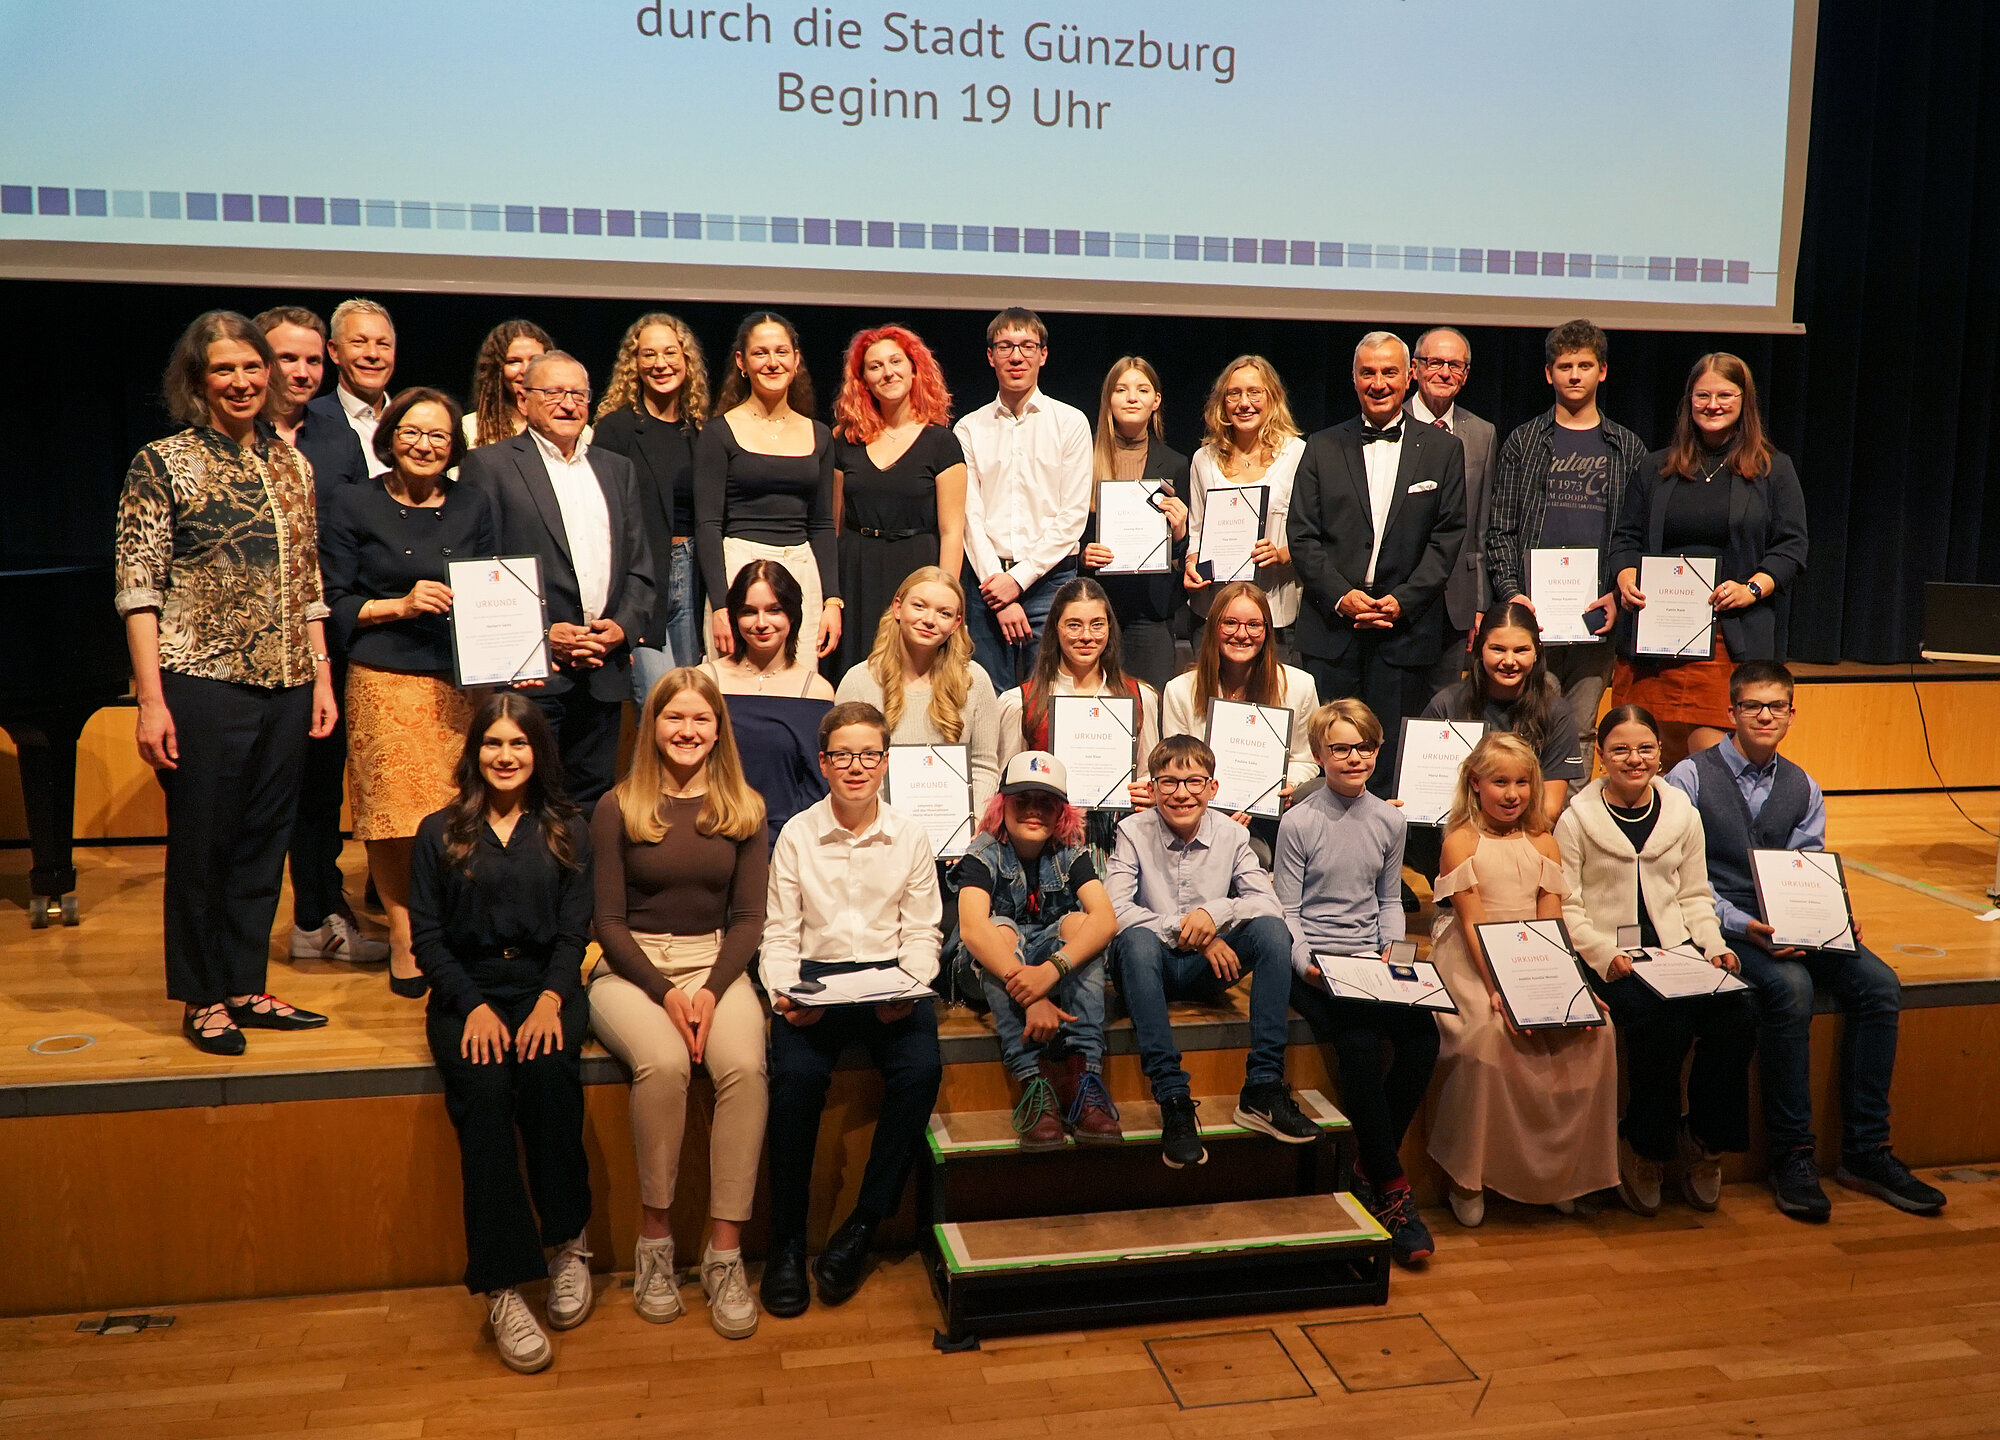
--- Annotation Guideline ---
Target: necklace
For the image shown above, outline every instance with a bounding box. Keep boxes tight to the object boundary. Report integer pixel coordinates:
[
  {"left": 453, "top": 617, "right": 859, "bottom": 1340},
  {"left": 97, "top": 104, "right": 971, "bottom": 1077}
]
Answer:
[
  {"left": 1604, "top": 786, "right": 1657, "bottom": 821},
  {"left": 737, "top": 655, "right": 786, "bottom": 689},
  {"left": 1696, "top": 448, "right": 1731, "bottom": 483}
]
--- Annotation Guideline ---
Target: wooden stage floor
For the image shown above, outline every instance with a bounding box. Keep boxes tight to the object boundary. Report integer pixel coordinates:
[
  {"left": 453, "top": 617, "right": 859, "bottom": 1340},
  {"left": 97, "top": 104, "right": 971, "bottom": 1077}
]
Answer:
[
  {"left": 1, "top": 792, "right": 1996, "bottom": 1094},
  {"left": 5, "top": 1176, "right": 2000, "bottom": 1439}
]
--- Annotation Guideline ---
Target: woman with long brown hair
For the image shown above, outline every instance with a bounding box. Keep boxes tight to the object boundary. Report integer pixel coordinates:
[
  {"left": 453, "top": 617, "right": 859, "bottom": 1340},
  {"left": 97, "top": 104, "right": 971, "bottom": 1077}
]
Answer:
[
  {"left": 408, "top": 692, "right": 594, "bottom": 1374},
  {"left": 588, "top": 667, "right": 769, "bottom": 1339},
  {"left": 464, "top": 319, "right": 555, "bottom": 449},
  {"left": 1183, "top": 355, "right": 1306, "bottom": 647},
  {"left": 1610, "top": 352, "right": 1809, "bottom": 767}
]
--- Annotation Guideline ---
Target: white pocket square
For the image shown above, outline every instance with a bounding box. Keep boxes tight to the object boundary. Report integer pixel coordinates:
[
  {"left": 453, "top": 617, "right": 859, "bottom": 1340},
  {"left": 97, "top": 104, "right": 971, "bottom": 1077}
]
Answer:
[{"left": 1406, "top": 480, "right": 1438, "bottom": 493}]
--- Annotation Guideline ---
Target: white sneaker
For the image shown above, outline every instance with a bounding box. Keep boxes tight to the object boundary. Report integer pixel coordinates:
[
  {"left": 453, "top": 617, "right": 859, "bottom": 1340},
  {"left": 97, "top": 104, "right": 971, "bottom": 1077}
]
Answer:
[
  {"left": 1448, "top": 1186, "right": 1485, "bottom": 1228},
  {"left": 290, "top": 914, "right": 388, "bottom": 963},
  {"left": 701, "top": 1248, "right": 759, "bottom": 1339},
  {"left": 488, "top": 1288, "right": 552, "bottom": 1373},
  {"left": 633, "top": 1234, "right": 682, "bottom": 1324},
  {"left": 546, "top": 1236, "right": 593, "bottom": 1331},
  {"left": 1679, "top": 1128, "right": 1723, "bottom": 1212},
  {"left": 1617, "top": 1136, "right": 1663, "bottom": 1217}
]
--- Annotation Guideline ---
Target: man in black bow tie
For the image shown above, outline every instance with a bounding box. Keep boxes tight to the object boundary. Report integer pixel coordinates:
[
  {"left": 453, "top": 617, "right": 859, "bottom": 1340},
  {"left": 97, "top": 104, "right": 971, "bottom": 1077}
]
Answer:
[{"left": 1288, "top": 331, "right": 1466, "bottom": 798}]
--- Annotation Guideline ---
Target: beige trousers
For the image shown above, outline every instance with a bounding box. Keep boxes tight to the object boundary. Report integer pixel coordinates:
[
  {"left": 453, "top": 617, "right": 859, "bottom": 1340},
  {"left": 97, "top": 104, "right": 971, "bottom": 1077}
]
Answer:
[{"left": 587, "top": 931, "right": 769, "bottom": 1218}]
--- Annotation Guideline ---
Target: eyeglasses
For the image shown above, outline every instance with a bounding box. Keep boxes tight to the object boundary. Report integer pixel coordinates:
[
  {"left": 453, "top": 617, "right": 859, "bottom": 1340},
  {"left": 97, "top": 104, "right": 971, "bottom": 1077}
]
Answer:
[
  {"left": 1414, "top": 357, "right": 1469, "bottom": 375},
  {"left": 526, "top": 386, "right": 591, "bottom": 406},
  {"left": 1058, "top": 619, "right": 1109, "bottom": 638},
  {"left": 1217, "top": 619, "right": 1267, "bottom": 637},
  {"left": 821, "top": 748, "right": 887, "bottom": 770},
  {"left": 1152, "top": 775, "right": 1213, "bottom": 795},
  {"left": 1222, "top": 386, "right": 1269, "bottom": 403},
  {"left": 1323, "top": 742, "right": 1381, "bottom": 761},
  {"left": 989, "top": 340, "right": 1043, "bottom": 357},
  {"left": 637, "top": 348, "right": 683, "bottom": 364},
  {"left": 393, "top": 426, "right": 453, "bottom": 447},
  {"left": 1733, "top": 701, "right": 1794, "bottom": 718},
  {"left": 1605, "top": 744, "right": 1662, "bottom": 762},
  {"left": 1691, "top": 390, "right": 1743, "bottom": 407}
]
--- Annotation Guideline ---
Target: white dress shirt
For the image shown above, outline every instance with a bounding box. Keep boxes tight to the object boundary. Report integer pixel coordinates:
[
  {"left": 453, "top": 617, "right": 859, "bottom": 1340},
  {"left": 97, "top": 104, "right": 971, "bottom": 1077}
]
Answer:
[
  {"left": 759, "top": 797, "right": 943, "bottom": 993},
  {"left": 954, "top": 388, "right": 1092, "bottom": 590},
  {"left": 1159, "top": 664, "right": 1322, "bottom": 790},
  {"left": 1187, "top": 435, "right": 1306, "bottom": 625},
  {"left": 531, "top": 427, "right": 613, "bottom": 621},
  {"left": 1360, "top": 416, "right": 1406, "bottom": 585},
  {"left": 1408, "top": 392, "right": 1455, "bottom": 434},
  {"left": 337, "top": 382, "right": 390, "bottom": 477}
]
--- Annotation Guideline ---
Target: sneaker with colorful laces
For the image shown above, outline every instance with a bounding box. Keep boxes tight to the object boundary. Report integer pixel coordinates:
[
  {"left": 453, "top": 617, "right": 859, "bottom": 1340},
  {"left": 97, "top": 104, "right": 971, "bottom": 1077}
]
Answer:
[
  {"left": 1066, "top": 1068, "right": 1124, "bottom": 1144},
  {"left": 1012, "top": 1074, "right": 1066, "bottom": 1150},
  {"left": 1365, "top": 1177, "right": 1435, "bottom": 1267}
]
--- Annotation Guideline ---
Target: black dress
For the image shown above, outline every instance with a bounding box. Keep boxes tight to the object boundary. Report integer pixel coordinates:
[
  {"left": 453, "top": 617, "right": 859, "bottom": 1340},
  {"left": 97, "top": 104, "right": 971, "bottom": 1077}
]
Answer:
[{"left": 833, "top": 425, "right": 964, "bottom": 674}]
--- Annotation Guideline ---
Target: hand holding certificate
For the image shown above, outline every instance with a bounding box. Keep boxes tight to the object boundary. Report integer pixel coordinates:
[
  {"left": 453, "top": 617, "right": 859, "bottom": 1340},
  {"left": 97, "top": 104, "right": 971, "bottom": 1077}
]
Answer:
[
  {"left": 1315, "top": 945, "right": 1459, "bottom": 1013},
  {"left": 1473, "top": 919, "right": 1604, "bottom": 1030},
  {"left": 1094, "top": 480, "right": 1174, "bottom": 574},
  {"left": 786, "top": 966, "right": 934, "bottom": 1008},
  {"left": 1395, "top": 718, "right": 1484, "bottom": 825},
  {"left": 1048, "top": 694, "right": 1138, "bottom": 810},
  {"left": 1529, "top": 547, "right": 1602, "bottom": 644},
  {"left": 1634, "top": 554, "right": 1718, "bottom": 658},
  {"left": 1194, "top": 484, "right": 1268, "bottom": 584},
  {"left": 448, "top": 556, "right": 551, "bottom": 687},
  {"left": 1751, "top": 849, "right": 1858, "bottom": 951},
  {"left": 1204, "top": 698, "right": 1291, "bottom": 818},
  {"left": 1630, "top": 943, "right": 1751, "bottom": 999},
  {"left": 885, "top": 744, "right": 974, "bottom": 858}
]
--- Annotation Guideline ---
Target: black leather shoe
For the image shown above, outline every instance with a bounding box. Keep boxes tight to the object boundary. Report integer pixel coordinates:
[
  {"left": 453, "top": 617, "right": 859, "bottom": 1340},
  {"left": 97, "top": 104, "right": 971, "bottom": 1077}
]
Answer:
[
  {"left": 183, "top": 1003, "right": 246, "bottom": 1056},
  {"left": 760, "top": 1238, "right": 811, "bottom": 1318},
  {"left": 812, "top": 1215, "right": 876, "bottom": 1306},
  {"left": 225, "top": 994, "right": 329, "bottom": 1030}
]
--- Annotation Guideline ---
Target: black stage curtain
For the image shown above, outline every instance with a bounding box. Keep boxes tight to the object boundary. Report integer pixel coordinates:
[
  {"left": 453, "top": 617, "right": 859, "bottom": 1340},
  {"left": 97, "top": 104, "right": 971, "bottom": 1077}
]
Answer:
[{"left": 3, "top": 0, "right": 1995, "bottom": 663}]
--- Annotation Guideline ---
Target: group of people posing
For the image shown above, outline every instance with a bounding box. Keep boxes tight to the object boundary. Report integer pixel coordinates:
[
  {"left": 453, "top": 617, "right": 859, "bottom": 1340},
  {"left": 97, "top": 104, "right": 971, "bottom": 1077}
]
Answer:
[{"left": 113, "top": 299, "right": 1942, "bottom": 1375}]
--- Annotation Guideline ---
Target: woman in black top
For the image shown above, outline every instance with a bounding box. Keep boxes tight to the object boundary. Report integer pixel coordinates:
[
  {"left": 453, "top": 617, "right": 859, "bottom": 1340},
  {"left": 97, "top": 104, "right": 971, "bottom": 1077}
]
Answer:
[
  {"left": 321, "top": 387, "right": 499, "bottom": 997},
  {"left": 828, "top": 323, "right": 967, "bottom": 675},
  {"left": 592, "top": 312, "right": 710, "bottom": 696},
  {"left": 1610, "top": 353, "right": 1809, "bottom": 767},
  {"left": 408, "top": 692, "right": 595, "bottom": 1374},
  {"left": 694, "top": 311, "right": 842, "bottom": 663}
]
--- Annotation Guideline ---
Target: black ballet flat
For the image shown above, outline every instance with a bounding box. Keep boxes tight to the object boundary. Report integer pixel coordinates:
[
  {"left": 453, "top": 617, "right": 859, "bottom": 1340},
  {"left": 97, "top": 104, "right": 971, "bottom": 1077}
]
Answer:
[
  {"left": 183, "top": 1004, "right": 247, "bottom": 1056},
  {"left": 225, "top": 994, "right": 329, "bottom": 1030},
  {"left": 389, "top": 972, "right": 430, "bottom": 1000}
]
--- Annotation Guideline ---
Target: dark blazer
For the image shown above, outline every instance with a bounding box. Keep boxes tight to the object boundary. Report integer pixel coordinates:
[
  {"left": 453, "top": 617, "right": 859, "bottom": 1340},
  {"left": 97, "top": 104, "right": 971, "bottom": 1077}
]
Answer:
[
  {"left": 1433, "top": 405, "right": 1496, "bottom": 631},
  {"left": 460, "top": 432, "right": 655, "bottom": 701},
  {"left": 298, "top": 394, "right": 373, "bottom": 500},
  {"left": 1609, "top": 448, "right": 1809, "bottom": 663},
  {"left": 591, "top": 405, "right": 697, "bottom": 645},
  {"left": 1287, "top": 415, "right": 1467, "bottom": 666},
  {"left": 1081, "top": 437, "right": 1191, "bottom": 622},
  {"left": 319, "top": 479, "right": 502, "bottom": 673}
]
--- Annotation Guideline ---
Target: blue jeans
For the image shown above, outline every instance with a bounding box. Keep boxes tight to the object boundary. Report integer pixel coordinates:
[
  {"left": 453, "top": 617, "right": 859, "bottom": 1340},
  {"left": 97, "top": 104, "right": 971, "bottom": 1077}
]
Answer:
[
  {"left": 1112, "top": 915, "right": 1293, "bottom": 1101},
  {"left": 977, "top": 916, "right": 1107, "bottom": 1078},
  {"left": 1735, "top": 938, "right": 1901, "bottom": 1157},
  {"left": 964, "top": 558, "right": 1075, "bottom": 693},
  {"left": 629, "top": 538, "right": 700, "bottom": 706}
]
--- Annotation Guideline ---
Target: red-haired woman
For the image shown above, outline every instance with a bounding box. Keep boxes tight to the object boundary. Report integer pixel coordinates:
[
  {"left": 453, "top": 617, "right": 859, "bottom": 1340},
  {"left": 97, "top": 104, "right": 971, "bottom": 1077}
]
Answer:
[{"left": 830, "top": 324, "right": 967, "bottom": 674}]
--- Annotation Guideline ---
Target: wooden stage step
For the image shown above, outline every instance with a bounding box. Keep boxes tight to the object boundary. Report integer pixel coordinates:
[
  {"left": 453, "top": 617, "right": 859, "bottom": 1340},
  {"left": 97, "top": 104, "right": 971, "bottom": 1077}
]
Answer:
[
  {"left": 926, "top": 1087, "right": 1350, "bottom": 1155},
  {"left": 928, "top": 1192, "right": 1390, "bottom": 1340}
]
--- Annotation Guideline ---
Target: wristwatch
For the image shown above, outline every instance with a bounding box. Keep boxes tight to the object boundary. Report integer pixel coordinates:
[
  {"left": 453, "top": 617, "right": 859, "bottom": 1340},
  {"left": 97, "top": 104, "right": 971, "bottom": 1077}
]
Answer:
[{"left": 1746, "top": 580, "right": 1764, "bottom": 600}]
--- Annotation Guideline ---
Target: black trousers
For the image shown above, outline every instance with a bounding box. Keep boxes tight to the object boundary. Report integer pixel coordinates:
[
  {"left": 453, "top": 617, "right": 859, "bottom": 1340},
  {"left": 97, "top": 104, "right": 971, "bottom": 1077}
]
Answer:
[
  {"left": 427, "top": 990, "right": 593, "bottom": 1295},
  {"left": 1290, "top": 977, "right": 1440, "bottom": 1186},
  {"left": 534, "top": 686, "right": 624, "bottom": 809},
  {"left": 1303, "top": 634, "right": 1437, "bottom": 799},
  {"left": 1589, "top": 971, "right": 1759, "bottom": 1163},
  {"left": 767, "top": 1000, "right": 942, "bottom": 1245},
  {"left": 286, "top": 656, "right": 348, "bottom": 930},
  {"left": 156, "top": 672, "right": 312, "bottom": 1005}
]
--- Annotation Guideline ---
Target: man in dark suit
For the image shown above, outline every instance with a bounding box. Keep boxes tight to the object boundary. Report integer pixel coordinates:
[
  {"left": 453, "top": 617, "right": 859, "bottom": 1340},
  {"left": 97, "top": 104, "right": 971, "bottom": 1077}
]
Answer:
[
  {"left": 308, "top": 298, "right": 397, "bottom": 478},
  {"left": 461, "top": 352, "right": 654, "bottom": 806},
  {"left": 1407, "top": 327, "right": 1496, "bottom": 690},
  {"left": 1287, "top": 331, "right": 1466, "bottom": 799}
]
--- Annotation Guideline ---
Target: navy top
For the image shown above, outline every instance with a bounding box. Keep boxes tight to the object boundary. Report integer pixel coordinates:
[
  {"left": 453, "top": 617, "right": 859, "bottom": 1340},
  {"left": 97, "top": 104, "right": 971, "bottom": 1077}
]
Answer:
[
  {"left": 729, "top": 693, "right": 832, "bottom": 852},
  {"left": 693, "top": 418, "right": 839, "bottom": 601},
  {"left": 319, "top": 479, "right": 501, "bottom": 672}
]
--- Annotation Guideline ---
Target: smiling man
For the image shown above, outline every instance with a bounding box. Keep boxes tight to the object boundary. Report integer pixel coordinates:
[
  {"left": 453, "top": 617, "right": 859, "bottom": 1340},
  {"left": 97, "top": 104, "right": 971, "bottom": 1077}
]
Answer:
[
  {"left": 311, "top": 298, "right": 398, "bottom": 477},
  {"left": 1407, "top": 328, "right": 1496, "bottom": 688}
]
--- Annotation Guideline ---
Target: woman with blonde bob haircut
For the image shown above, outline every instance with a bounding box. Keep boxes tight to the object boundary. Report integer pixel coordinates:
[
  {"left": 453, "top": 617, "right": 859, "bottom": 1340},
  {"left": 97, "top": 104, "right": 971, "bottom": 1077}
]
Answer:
[
  {"left": 1425, "top": 731, "right": 1618, "bottom": 1226},
  {"left": 588, "top": 666, "right": 771, "bottom": 1339},
  {"left": 835, "top": 564, "right": 1002, "bottom": 811},
  {"left": 1184, "top": 355, "right": 1306, "bottom": 638}
]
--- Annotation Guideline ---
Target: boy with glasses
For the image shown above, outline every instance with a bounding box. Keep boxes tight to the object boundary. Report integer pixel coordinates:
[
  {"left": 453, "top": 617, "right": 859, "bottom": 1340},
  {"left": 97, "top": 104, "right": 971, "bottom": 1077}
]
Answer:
[
  {"left": 1276, "top": 699, "right": 1439, "bottom": 1265},
  {"left": 1107, "top": 736, "right": 1318, "bottom": 1170},
  {"left": 1666, "top": 662, "right": 1945, "bottom": 1220},
  {"left": 760, "top": 701, "right": 944, "bottom": 1316}
]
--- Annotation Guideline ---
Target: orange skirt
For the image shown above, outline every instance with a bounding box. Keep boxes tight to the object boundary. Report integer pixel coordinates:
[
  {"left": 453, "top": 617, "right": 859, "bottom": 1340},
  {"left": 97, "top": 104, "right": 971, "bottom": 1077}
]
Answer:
[
  {"left": 345, "top": 663, "right": 472, "bottom": 841},
  {"left": 1612, "top": 632, "right": 1734, "bottom": 729}
]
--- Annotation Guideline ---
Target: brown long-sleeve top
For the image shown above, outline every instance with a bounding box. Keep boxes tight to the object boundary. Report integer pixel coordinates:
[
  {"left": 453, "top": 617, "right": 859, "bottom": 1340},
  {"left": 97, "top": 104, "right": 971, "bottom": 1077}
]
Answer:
[{"left": 590, "top": 791, "right": 768, "bottom": 1003}]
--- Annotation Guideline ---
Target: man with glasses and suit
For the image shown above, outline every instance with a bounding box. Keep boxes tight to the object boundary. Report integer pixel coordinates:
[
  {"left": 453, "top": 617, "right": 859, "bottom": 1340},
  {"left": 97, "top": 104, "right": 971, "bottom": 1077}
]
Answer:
[{"left": 1407, "top": 328, "right": 1496, "bottom": 689}]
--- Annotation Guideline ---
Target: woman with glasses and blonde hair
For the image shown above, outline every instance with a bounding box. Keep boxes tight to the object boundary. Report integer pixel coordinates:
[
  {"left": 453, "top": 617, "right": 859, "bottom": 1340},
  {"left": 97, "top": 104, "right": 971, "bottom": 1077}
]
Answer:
[
  {"left": 593, "top": 313, "right": 712, "bottom": 693},
  {"left": 1078, "top": 356, "right": 1189, "bottom": 694},
  {"left": 1183, "top": 355, "right": 1306, "bottom": 651},
  {"left": 588, "top": 666, "right": 769, "bottom": 1338},
  {"left": 464, "top": 319, "right": 556, "bottom": 449}
]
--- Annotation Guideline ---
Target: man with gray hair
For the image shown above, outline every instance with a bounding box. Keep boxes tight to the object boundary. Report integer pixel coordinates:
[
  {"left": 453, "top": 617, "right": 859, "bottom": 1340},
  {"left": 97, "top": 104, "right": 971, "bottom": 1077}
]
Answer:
[
  {"left": 1408, "top": 327, "right": 1496, "bottom": 687},
  {"left": 310, "top": 297, "right": 397, "bottom": 476},
  {"left": 1288, "top": 330, "right": 1466, "bottom": 802}
]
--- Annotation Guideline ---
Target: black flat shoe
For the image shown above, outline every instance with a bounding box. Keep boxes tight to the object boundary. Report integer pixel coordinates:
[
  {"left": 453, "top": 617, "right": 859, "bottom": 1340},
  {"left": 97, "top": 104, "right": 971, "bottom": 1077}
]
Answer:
[
  {"left": 225, "top": 993, "right": 329, "bottom": 1030},
  {"left": 811, "top": 1215, "right": 876, "bottom": 1307},
  {"left": 389, "top": 972, "right": 429, "bottom": 999},
  {"left": 183, "top": 1003, "right": 246, "bottom": 1056},
  {"left": 760, "top": 1239, "right": 811, "bottom": 1318}
]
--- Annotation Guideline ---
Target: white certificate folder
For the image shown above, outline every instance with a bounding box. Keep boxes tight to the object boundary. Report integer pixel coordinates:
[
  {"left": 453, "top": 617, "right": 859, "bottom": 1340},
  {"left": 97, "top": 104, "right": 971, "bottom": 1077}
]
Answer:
[
  {"left": 1205, "top": 698, "right": 1291, "bottom": 818},
  {"left": 447, "top": 555, "right": 551, "bottom": 687},
  {"left": 1474, "top": 918, "right": 1605, "bottom": 1031},
  {"left": 885, "top": 744, "right": 974, "bottom": 858},
  {"left": 1750, "top": 849, "right": 1858, "bottom": 952}
]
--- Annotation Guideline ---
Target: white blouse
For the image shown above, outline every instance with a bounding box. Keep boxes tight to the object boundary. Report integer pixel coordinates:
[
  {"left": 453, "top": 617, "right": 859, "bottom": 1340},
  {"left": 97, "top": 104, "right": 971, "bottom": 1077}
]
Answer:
[
  {"left": 1160, "top": 664, "right": 1322, "bottom": 792},
  {"left": 1187, "top": 434, "right": 1306, "bottom": 626}
]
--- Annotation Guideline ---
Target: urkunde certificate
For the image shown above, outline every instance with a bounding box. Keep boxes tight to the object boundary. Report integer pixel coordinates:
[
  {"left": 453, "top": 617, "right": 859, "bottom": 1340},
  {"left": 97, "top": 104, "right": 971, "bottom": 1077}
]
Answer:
[
  {"left": 1632, "top": 943, "right": 1752, "bottom": 999},
  {"left": 885, "top": 744, "right": 974, "bottom": 858},
  {"left": 1634, "top": 554, "right": 1718, "bottom": 658},
  {"left": 1204, "top": 698, "right": 1291, "bottom": 818},
  {"left": 447, "top": 556, "right": 551, "bottom": 687},
  {"left": 1315, "top": 953, "right": 1459, "bottom": 1012},
  {"left": 1474, "top": 919, "right": 1604, "bottom": 1030},
  {"left": 1395, "top": 718, "right": 1484, "bottom": 825},
  {"left": 1194, "top": 483, "right": 1267, "bottom": 584},
  {"left": 1529, "top": 547, "right": 1601, "bottom": 645},
  {"left": 785, "top": 965, "right": 934, "bottom": 1008},
  {"left": 1094, "top": 480, "right": 1174, "bottom": 574},
  {"left": 1049, "top": 694, "right": 1138, "bottom": 810},
  {"left": 1751, "top": 849, "right": 1858, "bottom": 951}
]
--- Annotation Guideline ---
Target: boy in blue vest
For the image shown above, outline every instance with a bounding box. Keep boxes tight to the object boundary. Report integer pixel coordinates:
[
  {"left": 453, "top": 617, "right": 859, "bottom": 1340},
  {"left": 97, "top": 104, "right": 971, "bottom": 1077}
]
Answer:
[{"left": 1666, "top": 661, "right": 1944, "bottom": 1220}]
